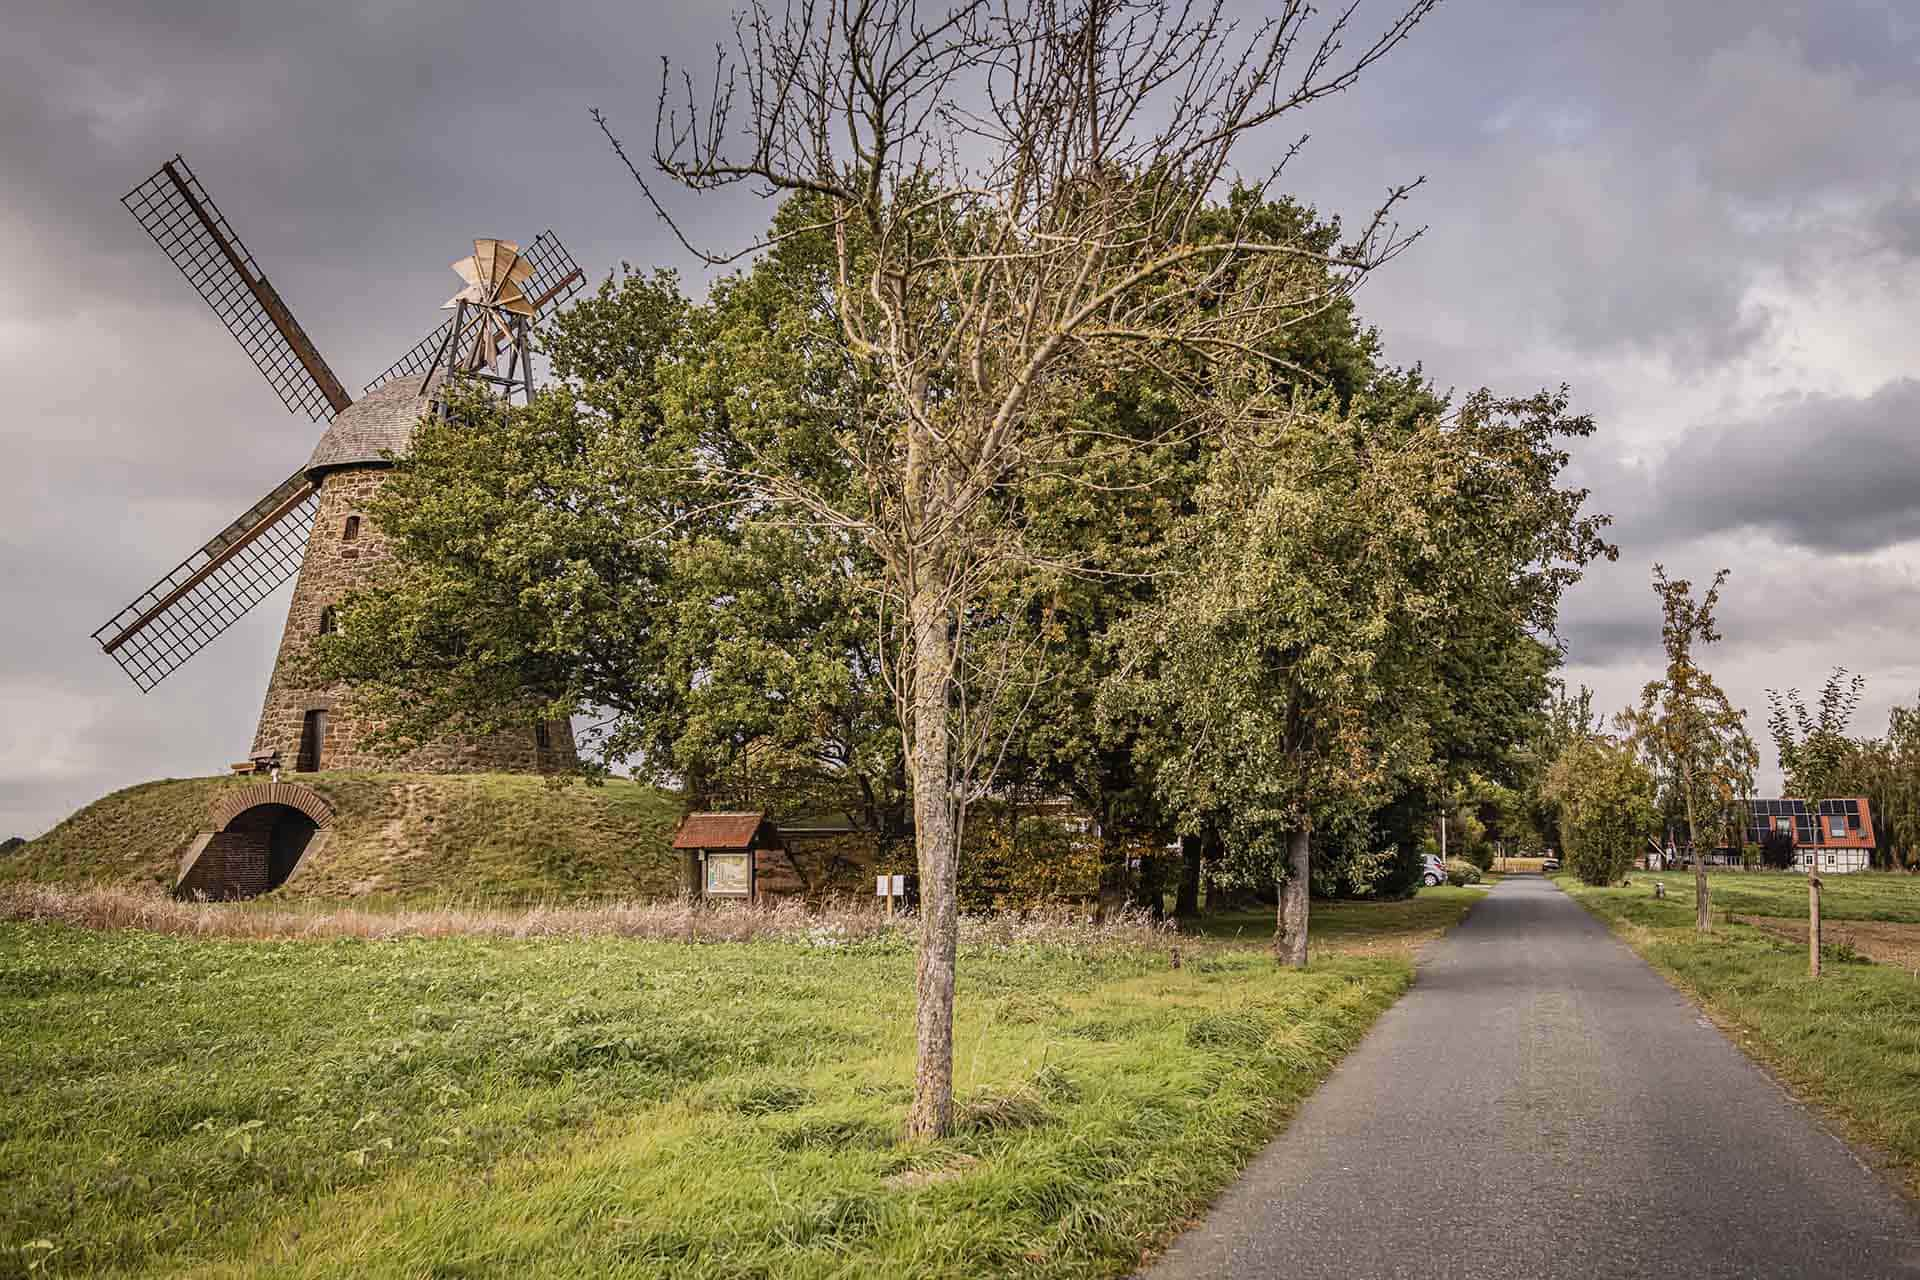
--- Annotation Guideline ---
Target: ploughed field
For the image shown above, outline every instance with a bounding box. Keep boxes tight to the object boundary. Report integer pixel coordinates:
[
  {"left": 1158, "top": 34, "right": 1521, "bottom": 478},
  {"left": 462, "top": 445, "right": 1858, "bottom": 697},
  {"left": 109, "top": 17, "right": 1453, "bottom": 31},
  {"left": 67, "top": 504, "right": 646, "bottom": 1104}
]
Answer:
[
  {"left": 0, "top": 888, "right": 1478, "bottom": 1279},
  {"left": 1563, "top": 872, "right": 1920, "bottom": 1197}
]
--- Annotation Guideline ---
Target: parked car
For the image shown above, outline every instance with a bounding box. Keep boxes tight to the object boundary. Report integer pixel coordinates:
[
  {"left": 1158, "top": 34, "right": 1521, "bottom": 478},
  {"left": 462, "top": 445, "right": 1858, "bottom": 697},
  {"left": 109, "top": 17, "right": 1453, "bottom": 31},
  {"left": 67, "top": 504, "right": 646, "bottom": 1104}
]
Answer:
[
  {"left": 1540, "top": 852, "right": 1561, "bottom": 872},
  {"left": 1421, "top": 854, "right": 1446, "bottom": 887}
]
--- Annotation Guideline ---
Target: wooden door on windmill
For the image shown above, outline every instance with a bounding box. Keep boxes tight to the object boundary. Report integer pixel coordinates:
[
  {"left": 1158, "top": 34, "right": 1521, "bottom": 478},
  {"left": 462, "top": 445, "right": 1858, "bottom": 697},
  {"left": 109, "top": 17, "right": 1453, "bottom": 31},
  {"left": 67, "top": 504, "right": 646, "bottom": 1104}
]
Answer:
[{"left": 297, "top": 709, "right": 327, "bottom": 772}]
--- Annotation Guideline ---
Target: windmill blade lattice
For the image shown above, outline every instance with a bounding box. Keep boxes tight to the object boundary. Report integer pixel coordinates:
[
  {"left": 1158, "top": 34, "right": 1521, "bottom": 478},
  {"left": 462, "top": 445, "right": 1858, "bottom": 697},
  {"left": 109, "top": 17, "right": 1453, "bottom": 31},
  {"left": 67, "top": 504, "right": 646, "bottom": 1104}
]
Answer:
[
  {"left": 93, "top": 471, "right": 320, "bottom": 692},
  {"left": 124, "top": 157, "right": 351, "bottom": 422},
  {"left": 364, "top": 231, "right": 584, "bottom": 392}
]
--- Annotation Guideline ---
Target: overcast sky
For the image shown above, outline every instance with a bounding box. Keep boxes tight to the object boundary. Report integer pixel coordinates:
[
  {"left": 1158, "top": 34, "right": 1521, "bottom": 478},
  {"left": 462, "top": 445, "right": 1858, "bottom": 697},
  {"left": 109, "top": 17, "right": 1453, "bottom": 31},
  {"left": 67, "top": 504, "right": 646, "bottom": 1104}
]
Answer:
[{"left": 3, "top": 0, "right": 1918, "bottom": 837}]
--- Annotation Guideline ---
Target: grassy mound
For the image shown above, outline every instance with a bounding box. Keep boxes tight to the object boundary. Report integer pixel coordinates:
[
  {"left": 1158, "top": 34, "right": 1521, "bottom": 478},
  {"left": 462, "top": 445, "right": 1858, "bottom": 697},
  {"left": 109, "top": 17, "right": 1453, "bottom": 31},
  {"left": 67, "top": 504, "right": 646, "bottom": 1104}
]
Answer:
[{"left": 0, "top": 773, "right": 684, "bottom": 902}]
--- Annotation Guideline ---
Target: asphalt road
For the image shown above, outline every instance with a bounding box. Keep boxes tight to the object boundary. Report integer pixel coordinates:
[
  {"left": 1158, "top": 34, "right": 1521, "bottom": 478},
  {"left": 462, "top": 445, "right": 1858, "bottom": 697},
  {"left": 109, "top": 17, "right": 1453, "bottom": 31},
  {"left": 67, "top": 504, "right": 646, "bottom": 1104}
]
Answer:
[{"left": 1143, "top": 876, "right": 1920, "bottom": 1279}]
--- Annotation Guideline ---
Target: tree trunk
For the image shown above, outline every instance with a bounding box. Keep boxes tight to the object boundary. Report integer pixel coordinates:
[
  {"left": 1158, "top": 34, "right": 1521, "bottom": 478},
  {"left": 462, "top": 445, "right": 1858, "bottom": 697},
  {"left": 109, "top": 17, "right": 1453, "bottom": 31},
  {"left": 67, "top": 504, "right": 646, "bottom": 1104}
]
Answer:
[
  {"left": 1127, "top": 845, "right": 1166, "bottom": 918},
  {"left": 1683, "top": 764, "right": 1709, "bottom": 934},
  {"left": 904, "top": 583, "right": 957, "bottom": 1141},
  {"left": 1276, "top": 827, "right": 1311, "bottom": 967},
  {"left": 1175, "top": 833, "right": 1203, "bottom": 918}
]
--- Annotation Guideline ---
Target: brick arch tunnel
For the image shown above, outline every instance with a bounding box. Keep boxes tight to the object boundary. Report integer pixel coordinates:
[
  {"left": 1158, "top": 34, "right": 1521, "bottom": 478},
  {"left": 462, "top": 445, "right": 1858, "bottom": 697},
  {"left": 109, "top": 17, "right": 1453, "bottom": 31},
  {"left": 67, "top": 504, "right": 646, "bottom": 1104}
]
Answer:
[{"left": 176, "top": 783, "right": 335, "bottom": 900}]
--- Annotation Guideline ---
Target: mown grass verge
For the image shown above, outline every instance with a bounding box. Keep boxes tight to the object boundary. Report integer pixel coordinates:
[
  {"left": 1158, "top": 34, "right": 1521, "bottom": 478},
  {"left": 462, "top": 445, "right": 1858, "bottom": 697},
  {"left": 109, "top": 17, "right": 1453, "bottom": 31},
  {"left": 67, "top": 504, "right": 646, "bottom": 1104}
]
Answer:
[
  {"left": 1611, "top": 869, "right": 1920, "bottom": 923},
  {"left": 1560, "top": 876, "right": 1920, "bottom": 1197},
  {"left": 0, "top": 889, "right": 1475, "bottom": 1278}
]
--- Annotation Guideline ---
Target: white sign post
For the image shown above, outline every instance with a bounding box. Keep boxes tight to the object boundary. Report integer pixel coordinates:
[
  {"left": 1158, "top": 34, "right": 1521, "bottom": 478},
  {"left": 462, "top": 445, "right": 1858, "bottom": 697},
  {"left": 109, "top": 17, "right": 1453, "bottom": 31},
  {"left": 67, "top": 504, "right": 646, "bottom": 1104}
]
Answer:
[{"left": 875, "top": 873, "right": 906, "bottom": 918}]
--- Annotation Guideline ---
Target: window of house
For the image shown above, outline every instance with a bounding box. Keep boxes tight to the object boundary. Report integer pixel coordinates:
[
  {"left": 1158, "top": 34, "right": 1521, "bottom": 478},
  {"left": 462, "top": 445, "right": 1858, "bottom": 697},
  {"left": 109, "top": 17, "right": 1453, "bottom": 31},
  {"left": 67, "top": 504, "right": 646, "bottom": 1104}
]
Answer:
[
  {"left": 318, "top": 606, "right": 337, "bottom": 636},
  {"left": 1825, "top": 852, "right": 1836, "bottom": 866},
  {"left": 1774, "top": 816, "right": 1792, "bottom": 833},
  {"left": 1829, "top": 815, "right": 1848, "bottom": 838},
  {"left": 343, "top": 515, "right": 360, "bottom": 542},
  {"left": 535, "top": 722, "right": 551, "bottom": 749}
]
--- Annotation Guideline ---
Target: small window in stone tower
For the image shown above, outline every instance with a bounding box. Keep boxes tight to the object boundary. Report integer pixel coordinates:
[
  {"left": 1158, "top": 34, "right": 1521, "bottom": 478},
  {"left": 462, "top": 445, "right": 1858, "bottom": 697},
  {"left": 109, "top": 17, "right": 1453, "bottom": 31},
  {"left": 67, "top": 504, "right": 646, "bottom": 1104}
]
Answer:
[
  {"left": 535, "top": 722, "right": 552, "bottom": 749},
  {"left": 343, "top": 515, "right": 361, "bottom": 542},
  {"left": 298, "top": 708, "right": 327, "bottom": 773},
  {"left": 318, "top": 606, "right": 337, "bottom": 636}
]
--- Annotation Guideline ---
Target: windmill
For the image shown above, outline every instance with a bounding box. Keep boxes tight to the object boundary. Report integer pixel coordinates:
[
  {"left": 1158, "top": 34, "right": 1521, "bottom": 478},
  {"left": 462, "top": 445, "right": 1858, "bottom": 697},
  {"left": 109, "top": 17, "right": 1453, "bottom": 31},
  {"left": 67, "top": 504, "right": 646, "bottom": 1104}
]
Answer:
[{"left": 93, "top": 156, "right": 585, "bottom": 774}]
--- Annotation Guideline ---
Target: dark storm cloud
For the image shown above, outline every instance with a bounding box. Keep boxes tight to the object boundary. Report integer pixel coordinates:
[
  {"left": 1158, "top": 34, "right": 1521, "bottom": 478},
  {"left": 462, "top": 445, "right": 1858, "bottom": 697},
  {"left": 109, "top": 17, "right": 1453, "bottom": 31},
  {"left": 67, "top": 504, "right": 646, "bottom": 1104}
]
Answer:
[{"left": 1652, "top": 380, "right": 1920, "bottom": 554}]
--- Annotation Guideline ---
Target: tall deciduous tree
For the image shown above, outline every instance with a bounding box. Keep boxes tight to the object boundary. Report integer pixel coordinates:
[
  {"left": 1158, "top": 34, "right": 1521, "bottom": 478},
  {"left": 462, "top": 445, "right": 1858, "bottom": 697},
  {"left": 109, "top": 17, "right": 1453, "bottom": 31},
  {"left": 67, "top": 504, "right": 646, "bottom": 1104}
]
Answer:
[
  {"left": 1619, "top": 568, "right": 1758, "bottom": 933},
  {"left": 311, "top": 248, "right": 908, "bottom": 836},
  {"left": 1108, "top": 388, "right": 1610, "bottom": 964},
  {"left": 597, "top": 0, "right": 1437, "bottom": 1138}
]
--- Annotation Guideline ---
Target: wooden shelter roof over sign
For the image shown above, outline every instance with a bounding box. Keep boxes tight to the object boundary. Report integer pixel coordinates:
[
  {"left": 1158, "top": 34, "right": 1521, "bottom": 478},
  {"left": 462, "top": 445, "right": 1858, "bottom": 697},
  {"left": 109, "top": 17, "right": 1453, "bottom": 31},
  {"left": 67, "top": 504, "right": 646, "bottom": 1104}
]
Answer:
[{"left": 671, "top": 812, "right": 776, "bottom": 850}]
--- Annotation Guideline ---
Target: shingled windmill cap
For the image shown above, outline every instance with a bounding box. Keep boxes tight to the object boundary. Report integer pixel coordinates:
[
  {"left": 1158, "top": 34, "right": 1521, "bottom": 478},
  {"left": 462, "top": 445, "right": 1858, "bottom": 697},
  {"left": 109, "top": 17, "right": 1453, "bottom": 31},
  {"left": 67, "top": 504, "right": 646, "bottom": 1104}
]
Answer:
[{"left": 301, "top": 371, "right": 446, "bottom": 481}]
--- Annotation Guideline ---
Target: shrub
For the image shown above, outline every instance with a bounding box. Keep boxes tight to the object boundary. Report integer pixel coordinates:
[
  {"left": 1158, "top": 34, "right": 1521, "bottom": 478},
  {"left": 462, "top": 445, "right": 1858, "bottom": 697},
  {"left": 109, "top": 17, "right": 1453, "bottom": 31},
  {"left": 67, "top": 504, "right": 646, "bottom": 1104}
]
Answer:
[
  {"left": 957, "top": 809, "right": 1102, "bottom": 910},
  {"left": 1758, "top": 829, "right": 1795, "bottom": 870},
  {"left": 1444, "top": 859, "right": 1481, "bottom": 886},
  {"left": 1545, "top": 737, "right": 1658, "bottom": 886}
]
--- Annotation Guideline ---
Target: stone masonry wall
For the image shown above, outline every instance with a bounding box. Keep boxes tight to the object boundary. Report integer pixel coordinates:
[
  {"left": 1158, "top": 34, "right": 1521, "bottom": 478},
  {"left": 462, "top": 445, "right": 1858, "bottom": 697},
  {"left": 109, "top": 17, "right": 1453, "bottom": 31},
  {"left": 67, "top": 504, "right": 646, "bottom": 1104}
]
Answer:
[{"left": 251, "top": 464, "right": 580, "bottom": 774}]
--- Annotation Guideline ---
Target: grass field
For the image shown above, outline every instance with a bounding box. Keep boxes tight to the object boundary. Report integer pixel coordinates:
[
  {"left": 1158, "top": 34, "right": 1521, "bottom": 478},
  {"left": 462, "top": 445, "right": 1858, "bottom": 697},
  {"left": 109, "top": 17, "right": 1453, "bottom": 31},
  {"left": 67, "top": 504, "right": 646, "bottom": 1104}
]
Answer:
[
  {"left": 1633, "top": 869, "right": 1920, "bottom": 924},
  {"left": 0, "top": 888, "right": 1477, "bottom": 1278},
  {"left": 1175, "top": 889, "right": 1485, "bottom": 952},
  {"left": 1562, "top": 875, "right": 1920, "bottom": 1196}
]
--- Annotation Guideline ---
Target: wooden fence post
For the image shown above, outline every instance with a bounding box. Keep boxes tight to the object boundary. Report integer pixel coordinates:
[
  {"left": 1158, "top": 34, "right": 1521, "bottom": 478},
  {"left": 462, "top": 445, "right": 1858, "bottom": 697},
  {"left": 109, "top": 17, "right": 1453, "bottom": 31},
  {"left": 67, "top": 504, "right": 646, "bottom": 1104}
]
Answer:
[{"left": 1809, "top": 871, "right": 1823, "bottom": 979}]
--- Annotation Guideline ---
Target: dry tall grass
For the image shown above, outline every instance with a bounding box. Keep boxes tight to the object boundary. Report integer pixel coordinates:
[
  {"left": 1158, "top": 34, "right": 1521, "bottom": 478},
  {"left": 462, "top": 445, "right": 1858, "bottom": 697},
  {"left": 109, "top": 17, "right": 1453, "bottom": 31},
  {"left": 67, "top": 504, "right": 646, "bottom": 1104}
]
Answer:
[{"left": 0, "top": 882, "right": 1172, "bottom": 948}]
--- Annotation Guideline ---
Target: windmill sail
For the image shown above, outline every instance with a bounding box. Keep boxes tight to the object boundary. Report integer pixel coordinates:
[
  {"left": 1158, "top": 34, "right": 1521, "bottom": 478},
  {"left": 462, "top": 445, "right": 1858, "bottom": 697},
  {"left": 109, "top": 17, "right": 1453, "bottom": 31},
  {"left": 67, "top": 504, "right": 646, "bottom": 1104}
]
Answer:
[
  {"left": 124, "top": 157, "right": 351, "bottom": 422},
  {"left": 93, "top": 472, "right": 320, "bottom": 692},
  {"left": 364, "top": 230, "right": 585, "bottom": 392}
]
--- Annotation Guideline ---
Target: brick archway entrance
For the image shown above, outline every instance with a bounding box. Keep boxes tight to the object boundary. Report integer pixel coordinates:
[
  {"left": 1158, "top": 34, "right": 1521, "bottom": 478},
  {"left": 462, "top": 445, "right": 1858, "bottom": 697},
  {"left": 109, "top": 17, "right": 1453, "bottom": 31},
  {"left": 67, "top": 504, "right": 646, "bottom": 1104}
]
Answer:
[{"left": 176, "top": 783, "right": 335, "bottom": 899}]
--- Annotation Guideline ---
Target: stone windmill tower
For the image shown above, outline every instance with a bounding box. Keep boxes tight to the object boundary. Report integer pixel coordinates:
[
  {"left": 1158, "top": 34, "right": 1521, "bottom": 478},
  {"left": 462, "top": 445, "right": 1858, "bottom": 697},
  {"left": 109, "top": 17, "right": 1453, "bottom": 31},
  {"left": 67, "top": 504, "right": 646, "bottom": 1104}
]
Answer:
[{"left": 94, "top": 157, "right": 584, "bottom": 775}]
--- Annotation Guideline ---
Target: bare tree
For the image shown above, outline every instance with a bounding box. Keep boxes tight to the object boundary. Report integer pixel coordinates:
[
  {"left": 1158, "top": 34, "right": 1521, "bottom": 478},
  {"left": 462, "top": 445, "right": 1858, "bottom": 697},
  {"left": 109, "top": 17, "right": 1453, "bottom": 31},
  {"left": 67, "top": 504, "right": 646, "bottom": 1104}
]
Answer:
[{"left": 596, "top": 0, "right": 1435, "bottom": 1139}]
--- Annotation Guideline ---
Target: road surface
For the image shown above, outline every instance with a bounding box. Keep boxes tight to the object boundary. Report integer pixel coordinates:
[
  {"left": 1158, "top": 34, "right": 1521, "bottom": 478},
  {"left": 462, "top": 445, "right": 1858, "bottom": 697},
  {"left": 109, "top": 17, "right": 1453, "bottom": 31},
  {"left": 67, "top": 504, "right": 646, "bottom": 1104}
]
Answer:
[{"left": 1144, "top": 875, "right": 1920, "bottom": 1279}]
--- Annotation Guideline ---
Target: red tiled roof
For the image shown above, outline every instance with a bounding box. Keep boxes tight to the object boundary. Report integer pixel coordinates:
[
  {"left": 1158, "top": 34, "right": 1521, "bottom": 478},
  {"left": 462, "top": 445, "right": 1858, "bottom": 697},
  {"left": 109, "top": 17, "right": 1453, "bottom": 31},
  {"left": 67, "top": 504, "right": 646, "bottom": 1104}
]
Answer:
[{"left": 671, "top": 811, "right": 770, "bottom": 850}]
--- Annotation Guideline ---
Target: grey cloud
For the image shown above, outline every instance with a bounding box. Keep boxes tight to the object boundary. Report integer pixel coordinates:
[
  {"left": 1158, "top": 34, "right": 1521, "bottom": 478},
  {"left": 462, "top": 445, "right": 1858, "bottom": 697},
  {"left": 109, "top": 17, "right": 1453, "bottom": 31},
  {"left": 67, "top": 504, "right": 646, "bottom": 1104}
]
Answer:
[{"left": 1652, "top": 380, "right": 1920, "bottom": 554}]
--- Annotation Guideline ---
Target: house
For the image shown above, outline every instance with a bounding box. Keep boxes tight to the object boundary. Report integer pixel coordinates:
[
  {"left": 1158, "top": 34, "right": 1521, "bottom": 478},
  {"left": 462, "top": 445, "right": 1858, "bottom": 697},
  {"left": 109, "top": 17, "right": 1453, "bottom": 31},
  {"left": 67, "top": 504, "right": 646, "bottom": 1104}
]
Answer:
[
  {"left": 1642, "top": 797, "right": 1877, "bottom": 874},
  {"left": 1743, "top": 797, "right": 1876, "bottom": 874}
]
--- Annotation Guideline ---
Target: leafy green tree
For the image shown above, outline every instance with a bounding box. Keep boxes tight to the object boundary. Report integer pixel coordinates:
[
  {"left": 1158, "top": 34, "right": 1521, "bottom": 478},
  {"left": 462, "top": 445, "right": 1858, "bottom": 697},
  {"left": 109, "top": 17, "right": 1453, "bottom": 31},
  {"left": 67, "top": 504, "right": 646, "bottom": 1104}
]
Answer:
[
  {"left": 1518, "top": 681, "right": 1600, "bottom": 855},
  {"left": 992, "top": 192, "right": 1429, "bottom": 917},
  {"left": 311, "top": 247, "right": 909, "bottom": 837},
  {"left": 1758, "top": 828, "right": 1796, "bottom": 870},
  {"left": 1618, "top": 568, "right": 1759, "bottom": 933},
  {"left": 1768, "top": 669, "right": 1865, "bottom": 803},
  {"left": 1108, "top": 387, "right": 1610, "bottom": 964},
  {"left": 1543, "top": 737, "right": 1658, "bottom": 885},
  {"left": 1873, "top": 701, "right": 1920, "bottom": 866},
  {"left": 607, "top": 0, "right": 1438, "bottom": 1138}
]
